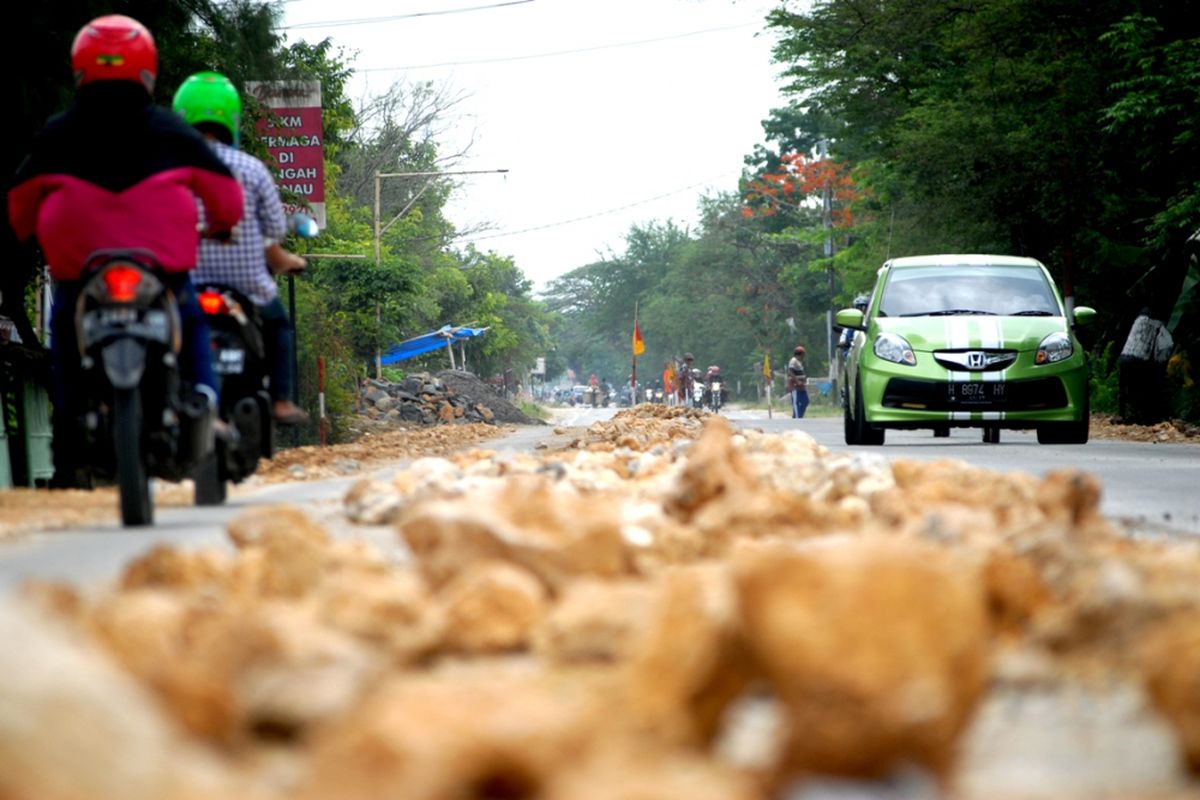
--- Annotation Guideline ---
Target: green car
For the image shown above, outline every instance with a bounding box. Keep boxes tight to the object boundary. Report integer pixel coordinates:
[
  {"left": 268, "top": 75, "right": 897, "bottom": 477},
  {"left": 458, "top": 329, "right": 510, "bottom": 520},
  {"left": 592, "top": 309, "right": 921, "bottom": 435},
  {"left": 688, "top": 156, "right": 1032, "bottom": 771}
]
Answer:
[{"left": 838, "top": 254, "right": 1095, "bottom": 445}]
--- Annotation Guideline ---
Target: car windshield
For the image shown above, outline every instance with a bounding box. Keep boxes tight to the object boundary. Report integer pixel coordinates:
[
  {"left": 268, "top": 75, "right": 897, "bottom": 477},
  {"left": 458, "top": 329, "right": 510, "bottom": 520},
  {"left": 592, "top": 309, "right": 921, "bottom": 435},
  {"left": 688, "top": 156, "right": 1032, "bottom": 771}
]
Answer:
[{"left": 878, "top": 265, "right": 1060, "bottom": 317}]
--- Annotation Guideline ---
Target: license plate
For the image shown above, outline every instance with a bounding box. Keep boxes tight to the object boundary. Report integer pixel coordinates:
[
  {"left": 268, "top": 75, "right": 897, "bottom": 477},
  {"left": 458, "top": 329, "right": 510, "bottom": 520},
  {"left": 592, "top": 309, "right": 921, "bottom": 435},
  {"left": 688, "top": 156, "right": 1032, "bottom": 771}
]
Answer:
[
  {"left": 81, "top": 307, "right": 170, "bottom": 346},
  {"left": 215, "top": 347, "right": 246, "bottom": 375},
  {"left": 949, "top": 382, "right": 1005, "bottom": 404},
  {"left": 95, "top": 307, "right": 139, "bottom": 325}
]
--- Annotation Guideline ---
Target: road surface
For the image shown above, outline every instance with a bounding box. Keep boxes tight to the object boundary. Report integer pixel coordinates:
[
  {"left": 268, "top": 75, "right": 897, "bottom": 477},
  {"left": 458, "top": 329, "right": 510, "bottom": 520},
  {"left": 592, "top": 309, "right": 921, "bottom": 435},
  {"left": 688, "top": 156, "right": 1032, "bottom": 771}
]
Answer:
[{"left": 1, "top": 405, "right": 1197, "bottom": 592}]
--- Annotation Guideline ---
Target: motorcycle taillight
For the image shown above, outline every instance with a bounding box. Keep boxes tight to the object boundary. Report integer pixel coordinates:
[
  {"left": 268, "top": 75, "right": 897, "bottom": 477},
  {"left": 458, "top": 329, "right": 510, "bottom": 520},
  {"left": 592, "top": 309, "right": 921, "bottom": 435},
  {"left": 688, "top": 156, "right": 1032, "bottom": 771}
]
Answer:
[
  {"left": 198, "top": 290, "right": 228, "bottom": 315},
  {"left": 102, "top": 265, "right": 143, "bottom": 303}
]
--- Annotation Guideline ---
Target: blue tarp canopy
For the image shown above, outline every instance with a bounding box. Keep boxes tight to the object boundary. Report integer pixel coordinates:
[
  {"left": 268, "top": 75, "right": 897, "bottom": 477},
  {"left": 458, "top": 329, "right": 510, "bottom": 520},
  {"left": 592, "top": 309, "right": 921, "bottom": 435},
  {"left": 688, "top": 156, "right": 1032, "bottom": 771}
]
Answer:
[{"left": 379, "top": 325, "right": 488, "bottom": 365}]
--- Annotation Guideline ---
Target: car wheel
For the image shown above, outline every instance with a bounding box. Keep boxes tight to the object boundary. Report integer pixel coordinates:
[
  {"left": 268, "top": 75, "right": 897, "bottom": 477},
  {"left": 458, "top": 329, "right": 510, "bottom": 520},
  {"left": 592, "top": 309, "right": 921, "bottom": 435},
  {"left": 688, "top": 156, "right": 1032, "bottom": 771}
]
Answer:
[
  {"left": 852, "top": 374, "right": 884, "bottom": 446},
  {"left": 844, "top": 386, "right": 860, "bottom": 445},
  {"left": 982, "top": 426, "right": 1000, "bottom": 444},
  {"left": 1038, "top": 392, "right": 1090, "bottom": 445},
  {"left": 933, "top": 426, "right": 950, "bottom": 438}
]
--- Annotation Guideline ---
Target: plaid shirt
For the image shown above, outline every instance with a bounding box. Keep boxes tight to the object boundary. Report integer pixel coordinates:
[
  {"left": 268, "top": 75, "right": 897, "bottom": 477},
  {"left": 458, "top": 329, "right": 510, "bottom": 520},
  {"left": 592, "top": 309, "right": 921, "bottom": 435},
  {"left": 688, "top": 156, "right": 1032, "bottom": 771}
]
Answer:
[{"left": 194, "top": 140, "right": 285, "bottom": 306}]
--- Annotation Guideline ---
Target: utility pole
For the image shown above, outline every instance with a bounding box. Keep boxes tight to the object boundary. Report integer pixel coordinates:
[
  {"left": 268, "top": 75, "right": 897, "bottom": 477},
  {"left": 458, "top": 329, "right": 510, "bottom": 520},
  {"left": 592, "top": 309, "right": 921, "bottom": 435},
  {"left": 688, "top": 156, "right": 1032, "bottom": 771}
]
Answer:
[
  {"left": 372, "top": 167, "right": 509, "bottom": 378},
  {"left": 819, "top": 138, "right": 835, "bottom": 385}
]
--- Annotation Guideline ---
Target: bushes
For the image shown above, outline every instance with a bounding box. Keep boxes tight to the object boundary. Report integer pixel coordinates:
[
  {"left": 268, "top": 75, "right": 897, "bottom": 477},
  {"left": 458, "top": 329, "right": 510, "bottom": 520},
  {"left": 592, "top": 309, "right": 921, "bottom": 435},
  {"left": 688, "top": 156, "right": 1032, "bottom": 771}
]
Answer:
[{"left": 1089, "top": 342, "right": 1120, "bottom": 416}]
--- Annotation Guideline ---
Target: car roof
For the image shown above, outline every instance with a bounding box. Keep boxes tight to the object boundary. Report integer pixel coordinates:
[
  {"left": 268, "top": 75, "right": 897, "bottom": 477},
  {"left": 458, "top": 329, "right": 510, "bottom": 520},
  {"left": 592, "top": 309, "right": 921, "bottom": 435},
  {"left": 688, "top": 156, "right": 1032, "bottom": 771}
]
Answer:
[{"left": 884, "top": 254, "right": 1045, "bottom": 269}]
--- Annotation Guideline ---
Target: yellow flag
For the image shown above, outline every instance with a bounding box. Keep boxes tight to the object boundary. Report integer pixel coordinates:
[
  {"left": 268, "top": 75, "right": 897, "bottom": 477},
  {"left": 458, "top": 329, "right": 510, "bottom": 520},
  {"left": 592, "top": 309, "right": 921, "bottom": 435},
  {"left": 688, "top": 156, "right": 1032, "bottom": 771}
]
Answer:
[
  {"left": 632, "top": 321, "right": 645, "bottom": 356},
  {"left": 762, "top": 352, "right": 771, "bottom": 379}
]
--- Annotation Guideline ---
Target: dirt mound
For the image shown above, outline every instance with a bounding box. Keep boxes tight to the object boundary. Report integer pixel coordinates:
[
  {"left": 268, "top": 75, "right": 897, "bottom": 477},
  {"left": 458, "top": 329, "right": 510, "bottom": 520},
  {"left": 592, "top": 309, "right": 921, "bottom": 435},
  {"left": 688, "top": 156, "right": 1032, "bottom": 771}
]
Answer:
[
  {"left": 434, "top": 369, "right": 544, "bottom": 425},
  {"left": 1091, "top": 414, "right": 1200, "bottom": 443}
]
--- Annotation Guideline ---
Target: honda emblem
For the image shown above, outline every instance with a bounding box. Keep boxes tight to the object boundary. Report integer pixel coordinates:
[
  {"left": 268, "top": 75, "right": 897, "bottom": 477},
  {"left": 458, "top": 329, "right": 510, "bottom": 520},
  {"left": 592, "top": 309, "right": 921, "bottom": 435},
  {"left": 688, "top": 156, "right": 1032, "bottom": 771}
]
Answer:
[{"left": 966, "top": 351, "right": 986, "bottom": 369}]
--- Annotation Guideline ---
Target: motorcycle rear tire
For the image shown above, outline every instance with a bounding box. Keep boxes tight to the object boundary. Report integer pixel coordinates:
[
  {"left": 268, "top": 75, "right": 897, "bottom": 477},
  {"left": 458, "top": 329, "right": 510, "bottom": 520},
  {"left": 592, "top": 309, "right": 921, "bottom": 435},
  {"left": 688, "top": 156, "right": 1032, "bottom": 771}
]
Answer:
[
  {"left": 193, "top": 448, "right": 227, "bottom": 506},
  {"left": 114, "top": 387, "right": 154, "bottom": 526}
]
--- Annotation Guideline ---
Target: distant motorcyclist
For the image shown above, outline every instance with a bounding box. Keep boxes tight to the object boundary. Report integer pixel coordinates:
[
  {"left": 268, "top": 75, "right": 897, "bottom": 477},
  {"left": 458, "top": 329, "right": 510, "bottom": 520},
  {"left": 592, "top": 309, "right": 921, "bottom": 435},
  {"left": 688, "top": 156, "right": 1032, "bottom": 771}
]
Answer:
[
  {"left": 839, "top": 295, "right": 869, "bottom": 355},
  {"left": 702, "top": 365, "right": 728, "bottom": 410}
]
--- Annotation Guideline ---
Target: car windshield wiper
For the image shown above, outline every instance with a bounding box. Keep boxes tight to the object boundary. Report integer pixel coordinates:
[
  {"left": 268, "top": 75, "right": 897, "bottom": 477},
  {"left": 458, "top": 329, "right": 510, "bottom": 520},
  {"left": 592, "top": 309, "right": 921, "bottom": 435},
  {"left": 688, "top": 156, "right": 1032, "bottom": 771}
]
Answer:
[
  {"left": 901, "top": 309, "right": 997, "bottom": 317},
  {"left": 1010, "top": 309, "right": 1054, "bottom": 316}
]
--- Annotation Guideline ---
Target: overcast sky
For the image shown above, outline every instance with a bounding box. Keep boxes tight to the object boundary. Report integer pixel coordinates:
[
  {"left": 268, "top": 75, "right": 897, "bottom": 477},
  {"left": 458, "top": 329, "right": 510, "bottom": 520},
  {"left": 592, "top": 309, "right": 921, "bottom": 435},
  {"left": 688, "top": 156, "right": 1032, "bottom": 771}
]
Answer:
[{"left": 280, "top": 0, "right": 788, "bottom": 290}]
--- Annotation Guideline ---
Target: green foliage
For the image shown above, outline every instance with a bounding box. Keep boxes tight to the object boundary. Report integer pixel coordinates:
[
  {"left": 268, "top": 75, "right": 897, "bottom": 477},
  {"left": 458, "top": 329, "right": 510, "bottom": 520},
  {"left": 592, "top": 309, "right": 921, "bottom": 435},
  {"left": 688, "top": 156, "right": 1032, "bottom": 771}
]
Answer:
[
  {"left": 763, "top": 0, "right": 1200, "bottom": 423},
  {"left": 514, "top": 399, "right": 550, "bottom": 422},
  {"left": 1089, "top": 342, "right": 1121, "bottom": 416}
]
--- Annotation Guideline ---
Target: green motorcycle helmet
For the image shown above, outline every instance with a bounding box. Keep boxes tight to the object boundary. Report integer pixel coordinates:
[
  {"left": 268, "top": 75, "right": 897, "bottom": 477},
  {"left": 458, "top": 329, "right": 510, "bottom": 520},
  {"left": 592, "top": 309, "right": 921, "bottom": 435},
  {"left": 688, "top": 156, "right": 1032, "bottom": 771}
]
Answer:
[{"left": 173, "top": 71, "right": 241, "bottom": 147}]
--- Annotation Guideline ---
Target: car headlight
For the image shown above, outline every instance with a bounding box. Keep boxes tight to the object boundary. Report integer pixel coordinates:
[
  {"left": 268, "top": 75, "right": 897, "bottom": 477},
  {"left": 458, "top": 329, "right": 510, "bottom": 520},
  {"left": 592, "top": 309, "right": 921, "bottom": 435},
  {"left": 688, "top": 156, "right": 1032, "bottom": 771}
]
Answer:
[
  {"left": 873, "top": 332, "right": 916, "bottom": 366},
  {"left": 1035, "top": 332, "right": 1073, "bottom": 364}
]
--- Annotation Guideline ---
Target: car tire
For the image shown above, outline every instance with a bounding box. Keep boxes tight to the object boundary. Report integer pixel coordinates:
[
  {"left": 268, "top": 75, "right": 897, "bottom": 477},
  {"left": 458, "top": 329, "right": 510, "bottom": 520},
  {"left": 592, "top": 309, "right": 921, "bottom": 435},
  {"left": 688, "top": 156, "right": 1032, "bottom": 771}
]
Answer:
[
  {"left": 933, "top": 426, "right": 950, "bottom": 438},
  {"left": 849, "top": 374, "right": 884, "bottom": 446},
  {"left": 983, "top": 426, "right": 1000, "bottom": 444},
  {"left": 1037, "top": 397, "right": 1090, "bottom": 445},
  {"left": 844, "top": 387, "right": 860, "bottom": 445}
]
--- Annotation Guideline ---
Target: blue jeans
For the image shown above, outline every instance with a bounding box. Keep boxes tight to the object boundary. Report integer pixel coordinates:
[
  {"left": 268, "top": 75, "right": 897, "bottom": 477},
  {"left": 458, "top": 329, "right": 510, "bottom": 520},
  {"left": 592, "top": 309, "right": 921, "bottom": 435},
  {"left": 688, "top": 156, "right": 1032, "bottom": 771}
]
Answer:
[
  {"left": 258, "top": 297, "right": 295, "bottom": 402},
  {"left": 792, "top": 389, "right": 809, "bottom": 418}
]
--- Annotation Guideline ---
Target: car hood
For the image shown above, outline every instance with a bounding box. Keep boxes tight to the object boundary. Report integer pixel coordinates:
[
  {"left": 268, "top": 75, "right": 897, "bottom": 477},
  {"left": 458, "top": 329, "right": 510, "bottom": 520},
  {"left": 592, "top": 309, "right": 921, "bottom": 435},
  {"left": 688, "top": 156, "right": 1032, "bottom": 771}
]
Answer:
[{"left": 872, "top": 315, "right": 1066, "bottom": 351}]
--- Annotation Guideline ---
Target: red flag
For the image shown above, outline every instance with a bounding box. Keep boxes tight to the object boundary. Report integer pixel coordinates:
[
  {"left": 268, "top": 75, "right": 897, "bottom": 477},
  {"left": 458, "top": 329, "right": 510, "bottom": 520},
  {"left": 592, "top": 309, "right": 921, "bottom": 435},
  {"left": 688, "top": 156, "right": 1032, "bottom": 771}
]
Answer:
[{"left": 632, "top": 321, "right": 645, "bottom": 356}]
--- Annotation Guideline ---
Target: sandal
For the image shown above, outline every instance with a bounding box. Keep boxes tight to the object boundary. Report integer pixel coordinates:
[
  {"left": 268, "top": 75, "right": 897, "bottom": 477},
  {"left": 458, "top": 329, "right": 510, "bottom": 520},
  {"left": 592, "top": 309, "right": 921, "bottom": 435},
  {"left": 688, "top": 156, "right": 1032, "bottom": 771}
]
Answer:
[{"left": 273, "top": 402, "right": 310, "bottom": 425}]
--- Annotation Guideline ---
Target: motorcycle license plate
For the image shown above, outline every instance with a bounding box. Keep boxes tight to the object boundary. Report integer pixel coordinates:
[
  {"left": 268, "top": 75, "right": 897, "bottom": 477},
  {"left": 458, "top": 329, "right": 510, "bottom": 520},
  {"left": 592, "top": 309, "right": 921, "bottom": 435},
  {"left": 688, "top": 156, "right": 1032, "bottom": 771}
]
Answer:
[
  {"left": 214, "top": 347, "right": 246, "bottom": 375},
  {"left": 949, "top": 382, "right": 1005, "bottom": 404},
  {"left": 81, "top": 307, "right": 170, "bottom": 346}
]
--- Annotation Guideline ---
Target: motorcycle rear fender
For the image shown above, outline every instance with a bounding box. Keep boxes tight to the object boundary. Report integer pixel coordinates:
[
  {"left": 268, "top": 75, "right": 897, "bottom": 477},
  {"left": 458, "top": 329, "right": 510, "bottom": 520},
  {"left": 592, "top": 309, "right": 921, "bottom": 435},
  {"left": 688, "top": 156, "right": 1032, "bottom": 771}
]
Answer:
[{"left": 100, "top": 337, "right": 148, "bottom": 390}]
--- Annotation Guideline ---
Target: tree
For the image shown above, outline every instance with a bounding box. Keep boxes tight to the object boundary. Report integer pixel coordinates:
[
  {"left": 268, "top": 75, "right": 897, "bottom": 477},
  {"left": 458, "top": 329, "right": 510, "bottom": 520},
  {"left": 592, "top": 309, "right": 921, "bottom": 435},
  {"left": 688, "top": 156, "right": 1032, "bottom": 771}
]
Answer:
[{"left": 763, "top": 0, "right": 1200, "bottom": 422}]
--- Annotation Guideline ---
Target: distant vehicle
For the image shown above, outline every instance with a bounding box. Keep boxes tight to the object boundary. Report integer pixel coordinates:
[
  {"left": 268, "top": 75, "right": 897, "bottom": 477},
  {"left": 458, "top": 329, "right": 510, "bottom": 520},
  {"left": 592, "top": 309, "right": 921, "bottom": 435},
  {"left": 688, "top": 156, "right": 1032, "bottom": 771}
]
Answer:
[{"left": 839, "top": 254, "right": 1095, "bottom": 446}]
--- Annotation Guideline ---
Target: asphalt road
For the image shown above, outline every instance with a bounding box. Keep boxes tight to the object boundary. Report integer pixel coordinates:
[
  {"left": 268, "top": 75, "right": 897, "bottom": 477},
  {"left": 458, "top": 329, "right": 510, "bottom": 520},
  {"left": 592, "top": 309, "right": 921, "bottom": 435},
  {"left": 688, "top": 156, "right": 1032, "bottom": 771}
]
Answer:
[
  {"left": 557, "top": 405, "right": 1200, "bottom": 537},
  {"left": 1, "top": 405, "right": 1197, "bottom": 592}
]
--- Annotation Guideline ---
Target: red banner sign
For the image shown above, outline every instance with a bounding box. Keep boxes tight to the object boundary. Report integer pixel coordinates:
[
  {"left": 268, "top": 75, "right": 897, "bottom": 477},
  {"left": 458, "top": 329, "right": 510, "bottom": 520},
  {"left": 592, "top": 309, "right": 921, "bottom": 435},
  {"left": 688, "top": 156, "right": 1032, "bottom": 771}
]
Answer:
[{"left": 246, "top": 80, "right": 326, "bottom": 229}]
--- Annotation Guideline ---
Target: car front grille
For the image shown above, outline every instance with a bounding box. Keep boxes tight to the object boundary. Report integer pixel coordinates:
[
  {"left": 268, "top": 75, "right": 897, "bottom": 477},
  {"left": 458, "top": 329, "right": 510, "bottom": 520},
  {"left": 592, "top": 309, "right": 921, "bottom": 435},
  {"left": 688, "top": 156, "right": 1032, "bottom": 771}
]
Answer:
[
  {"left": 882, "top": 377, "right": 1068, "bottom": 412},
  {"left": 933, "top": 349, "right": 1017, "bottom": 372}
]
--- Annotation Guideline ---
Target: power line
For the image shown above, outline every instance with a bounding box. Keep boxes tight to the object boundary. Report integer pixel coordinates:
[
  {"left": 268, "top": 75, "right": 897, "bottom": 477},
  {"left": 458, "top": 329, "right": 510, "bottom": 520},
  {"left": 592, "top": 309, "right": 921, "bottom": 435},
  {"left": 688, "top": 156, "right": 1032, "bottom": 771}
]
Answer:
[
  {"left": 458, "top": 174, "right": 739, "bottom": 243},
  {"left": 359, "top": 23, "right": 758, "bottom": 71},
  {"left": 285, "top": 0, "right": 534, "bottom": 30}
]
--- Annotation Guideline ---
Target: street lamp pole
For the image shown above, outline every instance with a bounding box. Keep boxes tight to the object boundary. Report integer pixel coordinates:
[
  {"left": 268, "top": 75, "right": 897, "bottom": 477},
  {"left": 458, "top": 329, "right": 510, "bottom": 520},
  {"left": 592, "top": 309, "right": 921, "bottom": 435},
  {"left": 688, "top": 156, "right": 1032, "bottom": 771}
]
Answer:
[{"left": 372, "top": 168, "right": 509, "bottom": 378}]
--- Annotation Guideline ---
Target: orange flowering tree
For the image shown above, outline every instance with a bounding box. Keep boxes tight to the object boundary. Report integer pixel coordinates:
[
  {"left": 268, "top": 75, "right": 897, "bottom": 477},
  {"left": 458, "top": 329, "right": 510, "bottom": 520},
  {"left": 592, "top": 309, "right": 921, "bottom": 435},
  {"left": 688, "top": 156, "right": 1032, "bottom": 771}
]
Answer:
[{"left": 742, "top": 153, "right": 864, "bottom": 227}]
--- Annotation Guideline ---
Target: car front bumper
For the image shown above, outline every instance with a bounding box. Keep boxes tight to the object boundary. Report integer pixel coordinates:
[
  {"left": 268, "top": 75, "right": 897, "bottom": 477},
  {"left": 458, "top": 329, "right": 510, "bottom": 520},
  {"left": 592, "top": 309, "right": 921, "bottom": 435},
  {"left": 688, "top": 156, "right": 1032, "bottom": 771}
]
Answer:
[{"left": 859, "top": 351, "right": 1088, "bottom": 428}]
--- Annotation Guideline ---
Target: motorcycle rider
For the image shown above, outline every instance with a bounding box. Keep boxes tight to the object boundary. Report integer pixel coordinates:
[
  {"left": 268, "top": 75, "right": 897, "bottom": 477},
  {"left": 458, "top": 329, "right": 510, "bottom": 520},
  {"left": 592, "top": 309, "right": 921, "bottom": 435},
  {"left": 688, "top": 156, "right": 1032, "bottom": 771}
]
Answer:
[
  {"left": 173, "top": 71, "right": 309, "bottom": 425},
  {"left": 838, "top": 295, "right": 869, "bottom": 356},
  {"left": 702, "top": 364, "right": 727, "bottom": 409},
  {"left": 7, "top": 15, "right": 244, "bottom": 487},
  {"left": 788, "top": 345, "right": 809, "bottom": 418}
]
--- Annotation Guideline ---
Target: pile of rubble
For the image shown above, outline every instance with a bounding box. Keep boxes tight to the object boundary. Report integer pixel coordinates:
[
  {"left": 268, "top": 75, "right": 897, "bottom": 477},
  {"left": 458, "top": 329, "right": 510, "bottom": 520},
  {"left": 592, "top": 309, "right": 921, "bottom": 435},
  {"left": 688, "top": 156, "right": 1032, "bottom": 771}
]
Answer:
[
  {"left": 7, "top": 406, "right": 1200, "bottom": 799},
  {"left": 354, "top": 370, "right": 542, "bottom": 436},
  {"left": 357, "top": 373, "right": 498, "bottom": 428}
]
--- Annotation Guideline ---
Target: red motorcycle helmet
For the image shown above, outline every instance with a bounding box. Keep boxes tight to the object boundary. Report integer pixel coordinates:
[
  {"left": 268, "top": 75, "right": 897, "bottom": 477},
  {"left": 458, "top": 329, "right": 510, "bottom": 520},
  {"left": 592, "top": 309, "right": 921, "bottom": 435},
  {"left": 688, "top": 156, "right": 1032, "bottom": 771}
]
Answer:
[
  {"left": 71, "top": 15, "right": 157, "bottom": 92},
  {"left": 794, "top": 345, "right": 806, "bottom": 356}
]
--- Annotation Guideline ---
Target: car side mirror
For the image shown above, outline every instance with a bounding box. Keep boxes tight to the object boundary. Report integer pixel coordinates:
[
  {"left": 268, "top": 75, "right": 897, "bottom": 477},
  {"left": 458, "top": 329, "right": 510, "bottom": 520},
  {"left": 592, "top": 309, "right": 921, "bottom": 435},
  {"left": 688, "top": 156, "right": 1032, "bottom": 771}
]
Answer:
[
  {"left": 1072, "top": 306, "right": 1096, "bottom": 327},
  {"left": 835, "top": 308, "right": 865, "bottom": 329}
]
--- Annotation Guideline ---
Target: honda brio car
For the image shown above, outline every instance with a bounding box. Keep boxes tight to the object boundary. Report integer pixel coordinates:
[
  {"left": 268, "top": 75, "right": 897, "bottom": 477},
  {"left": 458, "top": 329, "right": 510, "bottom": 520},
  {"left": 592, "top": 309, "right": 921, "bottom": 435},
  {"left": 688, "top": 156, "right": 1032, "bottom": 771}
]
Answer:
[{"left": 838, "top": 254, "right": 1095, "bottom": 445}]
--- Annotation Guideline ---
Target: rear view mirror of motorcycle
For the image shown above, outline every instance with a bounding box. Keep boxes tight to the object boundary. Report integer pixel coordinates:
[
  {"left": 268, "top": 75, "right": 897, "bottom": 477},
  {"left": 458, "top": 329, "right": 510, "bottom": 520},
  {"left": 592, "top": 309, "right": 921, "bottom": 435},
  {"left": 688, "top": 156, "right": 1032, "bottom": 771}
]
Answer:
[{"left": 288, "top": 213, "right": 319, "bottom": 239}]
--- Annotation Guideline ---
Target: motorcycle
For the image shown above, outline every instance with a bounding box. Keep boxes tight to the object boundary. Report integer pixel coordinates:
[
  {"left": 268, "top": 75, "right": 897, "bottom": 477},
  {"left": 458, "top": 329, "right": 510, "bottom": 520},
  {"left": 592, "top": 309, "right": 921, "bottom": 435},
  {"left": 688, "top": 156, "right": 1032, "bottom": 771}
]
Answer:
[
  {"left": 191, "top": 283, "right": 271, "bottom": 505},
  {"left": 192, "top": 214, "right": 317, "bottom": 505},
  {"left": 706, "top": 378, "right": 725, "bottom": 412},
  {"left": 72, "top": 248, "right": 214, "bottom": 525},
  {"left": 690, "top": 368, "right": 705, "bottom": 409}
]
